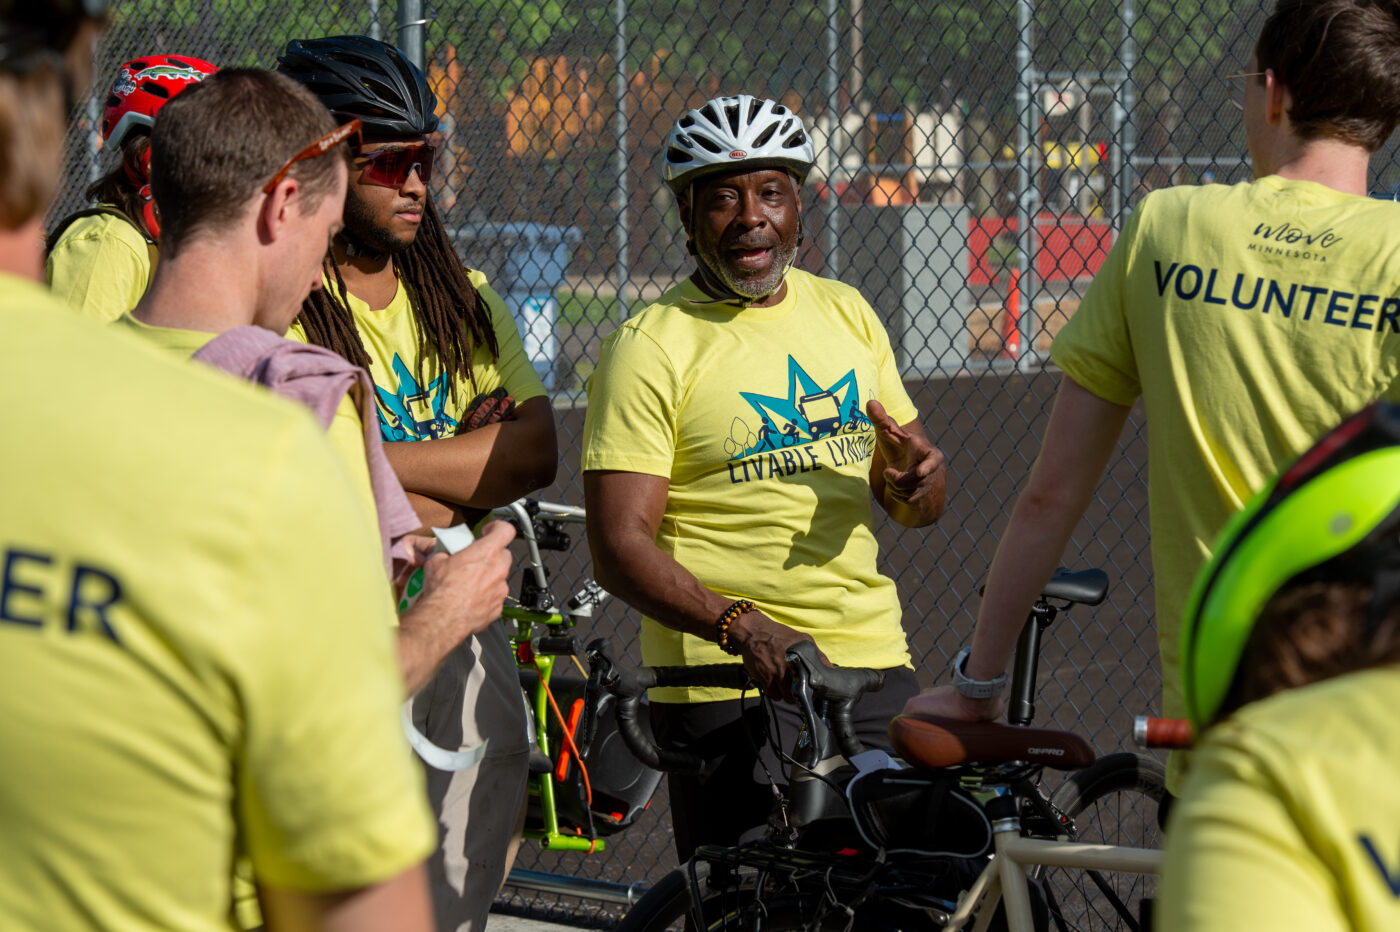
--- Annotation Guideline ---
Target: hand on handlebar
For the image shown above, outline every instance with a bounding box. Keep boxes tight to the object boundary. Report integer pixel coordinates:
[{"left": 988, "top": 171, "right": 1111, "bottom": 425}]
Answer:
[
  {"left": 726, "top": 612, "right": 828, "bottom": 702},
  {"left": 902, "top": 684, "right": 1006, "bottom": 722}
]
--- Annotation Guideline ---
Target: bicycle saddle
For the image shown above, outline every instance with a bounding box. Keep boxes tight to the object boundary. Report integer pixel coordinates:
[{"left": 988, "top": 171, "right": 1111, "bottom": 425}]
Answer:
[
  {"left": 1039, "top": 568, "right": 1109, "bottom": 605},
  {"left": 888, "top": 714, "right": 1096, "bottom": 771}
]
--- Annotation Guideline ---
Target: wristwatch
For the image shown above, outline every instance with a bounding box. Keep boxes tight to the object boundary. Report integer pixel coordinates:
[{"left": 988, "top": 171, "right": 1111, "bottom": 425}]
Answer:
[{"left": 952, "top": 647, "right": 1008, "bottom": 700}]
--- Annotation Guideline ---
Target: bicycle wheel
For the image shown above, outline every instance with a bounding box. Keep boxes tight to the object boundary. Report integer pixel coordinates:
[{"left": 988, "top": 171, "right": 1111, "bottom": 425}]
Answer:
[
  {"left": 1033, "top": 752, "right": 1167, "bottom": 932},
  {"left": 616, "top": 860, "right": 924, "bottom": 932},
  {"left": 617, "top": 866, "right": 691, "bottom": 932}
]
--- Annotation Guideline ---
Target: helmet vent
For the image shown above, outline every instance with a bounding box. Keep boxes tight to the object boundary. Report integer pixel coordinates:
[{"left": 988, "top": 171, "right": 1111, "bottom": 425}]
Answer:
[
  {"left": 784, "top": 130, "right": 809, "bottom": 149},
  {"left": 690, "top": 132, "right": 723, "bottom": 154},
  {"left": 721, "top": 101, "right": 741, "bottom": 134},
  {"left": 752, "top": 123, "right": 777, "bottom": 148}
]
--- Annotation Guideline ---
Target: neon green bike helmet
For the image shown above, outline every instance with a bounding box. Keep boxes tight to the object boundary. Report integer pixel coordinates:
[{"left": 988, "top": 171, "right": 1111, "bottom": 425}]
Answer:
[{"left": 1180, "top": 402, "right": 1400, "bottom": 729}]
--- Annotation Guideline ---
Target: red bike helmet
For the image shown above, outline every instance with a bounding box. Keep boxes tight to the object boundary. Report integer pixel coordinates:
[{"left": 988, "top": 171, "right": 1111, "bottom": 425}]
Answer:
[{"left": 102, "top": 55, "right": 217, "bottom": 148}]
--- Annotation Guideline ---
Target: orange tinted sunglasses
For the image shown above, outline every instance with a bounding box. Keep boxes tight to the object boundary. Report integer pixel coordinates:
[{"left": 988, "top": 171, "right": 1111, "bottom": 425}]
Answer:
[{"left": 262, "top": 118, "right": 363, "bottom": 195}]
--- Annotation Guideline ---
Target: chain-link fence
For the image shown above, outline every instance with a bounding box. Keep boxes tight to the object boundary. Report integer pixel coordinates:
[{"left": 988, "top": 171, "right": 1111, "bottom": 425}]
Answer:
[{"left": 56, "top": 0, "right": 1400, "bottom": 925}]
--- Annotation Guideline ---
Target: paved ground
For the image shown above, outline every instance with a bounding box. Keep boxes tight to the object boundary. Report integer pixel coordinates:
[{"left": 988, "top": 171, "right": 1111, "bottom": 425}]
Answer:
[{"left": 489, "top": 915, "right": 579, "bottom": 931}]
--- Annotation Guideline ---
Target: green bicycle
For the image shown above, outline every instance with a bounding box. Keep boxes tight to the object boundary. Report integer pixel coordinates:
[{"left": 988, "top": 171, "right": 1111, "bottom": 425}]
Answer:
[{"left": 495, "top": 498, "right": 664, "bottom": 855}]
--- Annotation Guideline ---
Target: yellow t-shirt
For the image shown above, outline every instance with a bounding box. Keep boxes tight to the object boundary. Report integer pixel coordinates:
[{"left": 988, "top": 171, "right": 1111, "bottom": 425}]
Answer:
[
  {"left": 115, "top": 313, "right": 381, "bottom": 539},
  {"left": 287, "top": 268, "right": 546, "bottom": 440},
  {"left": 1159, "top": 668, "right": 1400, "bottom": 932},
  {"left": 0, "top": 274, "right": 434, "bottom": 931},
  {"left": 581, "top": 270, "right": 919, "bottom": 702},
  {"left": 1051, "top": 177, "right": 1400, "bottom": 731},
  {"left": 46, "top": 210, "right": 152, "bottom": 322}
]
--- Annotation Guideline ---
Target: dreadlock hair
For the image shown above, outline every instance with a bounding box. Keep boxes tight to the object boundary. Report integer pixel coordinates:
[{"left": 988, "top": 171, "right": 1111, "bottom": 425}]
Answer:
[
  {"left": 83, "top": 133, "right": 153, "bottom": 240},
  {"left": 297, "top": 193, "right": 500, "bottom": 402}
]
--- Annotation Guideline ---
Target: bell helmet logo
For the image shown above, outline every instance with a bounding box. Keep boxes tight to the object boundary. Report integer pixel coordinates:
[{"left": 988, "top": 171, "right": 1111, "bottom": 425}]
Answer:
[{"left": 729, "top": 149, "right": 747, "bottom": 159}]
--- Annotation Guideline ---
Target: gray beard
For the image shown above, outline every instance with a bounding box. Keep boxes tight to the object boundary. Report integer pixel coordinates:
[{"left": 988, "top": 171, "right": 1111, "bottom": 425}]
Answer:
[{"left": 697, "top": 236, "right": 798, "bottom": 301}]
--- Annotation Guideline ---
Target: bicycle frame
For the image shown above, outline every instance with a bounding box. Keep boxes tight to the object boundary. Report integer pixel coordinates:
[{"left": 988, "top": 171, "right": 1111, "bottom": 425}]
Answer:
[
  {"left": 948, "top": 795, "right": 1162, "bottom": 932},
  {"left": 493, "top": 498, "right": 611, "bottom": 852}
]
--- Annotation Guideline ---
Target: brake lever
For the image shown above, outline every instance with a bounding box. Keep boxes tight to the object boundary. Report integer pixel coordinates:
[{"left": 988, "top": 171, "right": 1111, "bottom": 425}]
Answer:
[
  {"left": 787, "top": 654, "right": 827, "bottom": 769},
  {"left": 584, "top": 638, "right": 617, "bottom": 688}
]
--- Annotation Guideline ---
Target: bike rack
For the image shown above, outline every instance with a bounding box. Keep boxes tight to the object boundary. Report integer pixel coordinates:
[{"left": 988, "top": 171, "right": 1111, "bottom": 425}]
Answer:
[{"left": 504, "top": 867, "right": 650, "bottom": 907}]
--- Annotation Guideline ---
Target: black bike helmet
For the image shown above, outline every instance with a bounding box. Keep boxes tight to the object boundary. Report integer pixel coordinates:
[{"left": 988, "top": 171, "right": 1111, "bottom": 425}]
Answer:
[{"left": 276, "top": 35, "right": 438, "bottom": 136}]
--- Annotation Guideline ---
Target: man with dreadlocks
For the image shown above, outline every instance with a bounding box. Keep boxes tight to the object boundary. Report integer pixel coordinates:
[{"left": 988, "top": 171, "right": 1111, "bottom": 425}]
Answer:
[{"left": 278, "top": 35, "right": 558, "bottom": 932}]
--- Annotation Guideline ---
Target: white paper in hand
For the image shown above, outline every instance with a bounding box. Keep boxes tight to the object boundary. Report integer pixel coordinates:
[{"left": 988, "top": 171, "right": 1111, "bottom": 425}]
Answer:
[{"left": 401, "top": 523, "right": 488, "bottom": 771}]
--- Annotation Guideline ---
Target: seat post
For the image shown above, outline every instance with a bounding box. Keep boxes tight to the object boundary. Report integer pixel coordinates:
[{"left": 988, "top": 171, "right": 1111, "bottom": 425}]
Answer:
[{"left": 1007, "top": 601, "right": 1057, "bottom": 726}]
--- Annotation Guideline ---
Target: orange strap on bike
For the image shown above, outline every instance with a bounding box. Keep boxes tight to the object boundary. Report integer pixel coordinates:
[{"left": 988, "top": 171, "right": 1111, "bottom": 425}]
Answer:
[
  {"left": 535, "top": 658, "right": 594, "bottom": 808},
  {"left": 553, "top": 698, "right": 585, "bottom": 783}
]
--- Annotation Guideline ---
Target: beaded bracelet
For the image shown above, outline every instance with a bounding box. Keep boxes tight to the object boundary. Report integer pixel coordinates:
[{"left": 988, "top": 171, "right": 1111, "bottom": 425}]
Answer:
[{"left": 715, "top": 599, "right": 755, "bottom": 656}]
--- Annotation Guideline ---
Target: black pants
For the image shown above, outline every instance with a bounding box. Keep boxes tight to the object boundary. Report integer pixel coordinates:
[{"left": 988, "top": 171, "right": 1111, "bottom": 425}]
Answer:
[{"left": 650, "top": 666, "right": 919, "bottom": 863}]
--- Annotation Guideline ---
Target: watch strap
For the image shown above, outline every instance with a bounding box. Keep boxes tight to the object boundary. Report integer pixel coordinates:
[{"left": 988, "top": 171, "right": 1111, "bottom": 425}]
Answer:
[{"left": 952, "top": 647, "right": 1008, "bottom": 699}]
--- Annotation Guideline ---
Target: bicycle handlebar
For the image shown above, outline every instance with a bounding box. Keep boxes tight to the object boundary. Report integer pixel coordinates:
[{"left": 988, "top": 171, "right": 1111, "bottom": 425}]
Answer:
[
  {"left": 585, "top": 638, "right": 885, "bottom": 774},
  {"left": 585, "top": 639, "right": 747, "bottom": 772},
  {"left": 1134, "top": 715, "right": 1194, "bottom": 750},
  {"left": 785, "top": 640, "right": 886, "bottom": 764}
]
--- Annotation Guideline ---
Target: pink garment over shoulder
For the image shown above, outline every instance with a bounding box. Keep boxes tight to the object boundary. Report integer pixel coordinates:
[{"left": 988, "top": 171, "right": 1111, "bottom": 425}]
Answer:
[{"left": 193, "top": 326, "right": 420, "bottom": 573}]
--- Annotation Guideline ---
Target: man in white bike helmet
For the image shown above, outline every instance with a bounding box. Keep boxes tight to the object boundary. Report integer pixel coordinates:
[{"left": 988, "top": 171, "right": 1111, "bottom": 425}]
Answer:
[
  {"left": 662, "top": 95, "right": 815, "bottom": 303},
  {"left": 582, "top": 94, "right": 949, "bottom": 862}
]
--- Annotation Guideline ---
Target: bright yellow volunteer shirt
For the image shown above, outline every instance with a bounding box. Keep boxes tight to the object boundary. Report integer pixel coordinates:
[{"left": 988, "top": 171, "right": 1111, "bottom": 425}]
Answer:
[
  {"left": 46, "top": 211, "right": 152, "bottom": 322},
  {"left": 115, "top": 312, "right": 381, "bottom": 540},
  {"left": 1159, "top": 668, "right": 1400, "bottom": 932},
  {"left": 1051, "top": 177, "right": 1400, "bottom": 748},
  {"left": 582, "top": 270, "right": 918, "bottom": 702},
  {"left": 0, "top": 274, "right": 434, "bottom": 931},
  {"left": 287, "top": 268, "right": 545, "bottom": 440}
]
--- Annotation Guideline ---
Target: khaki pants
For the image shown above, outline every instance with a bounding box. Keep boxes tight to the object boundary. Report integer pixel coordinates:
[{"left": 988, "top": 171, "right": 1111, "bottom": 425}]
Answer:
[{"left": 412, "top": 624, "right": 530, "bottom": 932}]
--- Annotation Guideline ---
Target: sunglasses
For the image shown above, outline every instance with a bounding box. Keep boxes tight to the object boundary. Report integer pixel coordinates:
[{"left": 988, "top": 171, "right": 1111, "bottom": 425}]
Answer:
[
  {"left": 262, "top": 118, "right": 363, "bottom": 195},
  {"left": 358, "top": 143, "right": 436, "bottom": 188}
]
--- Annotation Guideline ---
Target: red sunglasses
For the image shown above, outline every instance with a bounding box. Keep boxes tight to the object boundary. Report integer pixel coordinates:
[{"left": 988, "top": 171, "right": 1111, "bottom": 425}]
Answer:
[{"left": 358, "top": 143, "right": 436, "bottom": 188}]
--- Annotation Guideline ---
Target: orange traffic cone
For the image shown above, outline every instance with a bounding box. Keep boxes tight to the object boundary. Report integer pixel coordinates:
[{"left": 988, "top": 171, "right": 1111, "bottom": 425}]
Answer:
[{"left": 998, "top": 268, "right": 1022, "bottom": 360}]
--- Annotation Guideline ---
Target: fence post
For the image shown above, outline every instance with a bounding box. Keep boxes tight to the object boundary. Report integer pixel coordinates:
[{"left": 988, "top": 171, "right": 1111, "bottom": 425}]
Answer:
[
  {"left": 396, "top": 0, "right": 426, "bottom": 68},
  {"left": 824, "top": 0, "right": 841, "bottom": 278},
  {"left": 1118, "top": 0, "right": 1137, "bottom": 230},
  {"left": 612, "top": 0, "right": 630, "bottom": 326},
  {"left": 1014, "top": 0, "right": 1037, "bottom": 367}
]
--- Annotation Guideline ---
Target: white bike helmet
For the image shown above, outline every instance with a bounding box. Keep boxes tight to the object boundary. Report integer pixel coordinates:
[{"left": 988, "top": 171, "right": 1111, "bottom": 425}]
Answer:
[{"left": 663, "top": 95, "right": 816, "bottom": 194}]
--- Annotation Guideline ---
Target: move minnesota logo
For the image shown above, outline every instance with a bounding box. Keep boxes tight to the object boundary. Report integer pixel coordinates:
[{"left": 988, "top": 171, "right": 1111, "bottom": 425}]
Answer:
[
  {"left": 1247, "top": 219, "right": 1344, "bottom": 264},
  {"left": 722, "top": 355, "right": 874, "bottom": 485}
]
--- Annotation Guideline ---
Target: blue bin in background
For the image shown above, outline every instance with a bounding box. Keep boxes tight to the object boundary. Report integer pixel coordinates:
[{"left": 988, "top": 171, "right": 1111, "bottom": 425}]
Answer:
[{"left": 451, "top": 222, "right": 581, "bottom": 390}]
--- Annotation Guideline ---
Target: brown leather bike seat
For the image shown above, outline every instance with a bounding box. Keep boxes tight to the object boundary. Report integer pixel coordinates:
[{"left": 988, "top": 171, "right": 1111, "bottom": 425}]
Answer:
[{"left": 888, "top": 714, "right": 1096, "bottom": 771}]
